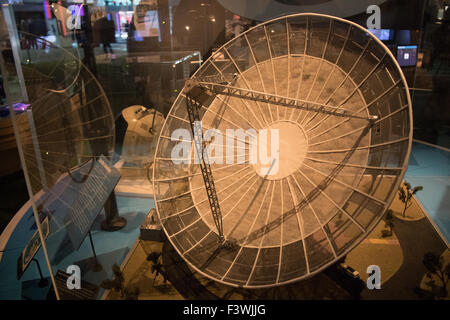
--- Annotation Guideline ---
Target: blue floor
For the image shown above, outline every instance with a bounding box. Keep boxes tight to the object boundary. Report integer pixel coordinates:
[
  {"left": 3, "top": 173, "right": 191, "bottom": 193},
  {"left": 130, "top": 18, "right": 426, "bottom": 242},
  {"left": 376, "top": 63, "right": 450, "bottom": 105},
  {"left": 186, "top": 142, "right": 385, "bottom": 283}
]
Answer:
[
  {"left": 0, "top": 196, "right": 153, "bottom": 300},
  {"left": 406, "top": 141, "right": 450, "bottom": 245}
]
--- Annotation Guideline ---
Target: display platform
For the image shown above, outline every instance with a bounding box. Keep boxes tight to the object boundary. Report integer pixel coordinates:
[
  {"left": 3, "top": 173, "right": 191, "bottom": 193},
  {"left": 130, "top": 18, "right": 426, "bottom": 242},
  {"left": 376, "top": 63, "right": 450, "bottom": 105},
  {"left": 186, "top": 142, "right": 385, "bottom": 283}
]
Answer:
[{"left": 405, "top": 141, "right": 450, "bottom": 245}]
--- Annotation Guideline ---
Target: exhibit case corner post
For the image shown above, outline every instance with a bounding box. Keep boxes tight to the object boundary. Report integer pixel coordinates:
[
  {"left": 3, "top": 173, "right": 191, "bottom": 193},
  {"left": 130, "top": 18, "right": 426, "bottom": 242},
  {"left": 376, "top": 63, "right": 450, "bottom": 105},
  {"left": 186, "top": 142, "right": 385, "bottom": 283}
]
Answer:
[
  {"left": 1, "top": 3, "right": 60, "bottom": 299},
  {"left": 1, "top": 3, "right": 117, "bottom": 300}
]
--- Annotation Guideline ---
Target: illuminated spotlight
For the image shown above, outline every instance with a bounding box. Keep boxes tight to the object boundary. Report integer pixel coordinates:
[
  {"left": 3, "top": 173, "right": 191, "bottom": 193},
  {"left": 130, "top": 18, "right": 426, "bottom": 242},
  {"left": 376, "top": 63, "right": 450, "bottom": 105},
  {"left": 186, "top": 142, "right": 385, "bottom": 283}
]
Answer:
[
  {"left": 185, "top": 25, "right": 190, "bottom": 31},
  {"left": 162, "top": 20, "right": 166, "bottom": 24},
  {"left": 271, "top": 29, "right": 275, "bottom": 33}
]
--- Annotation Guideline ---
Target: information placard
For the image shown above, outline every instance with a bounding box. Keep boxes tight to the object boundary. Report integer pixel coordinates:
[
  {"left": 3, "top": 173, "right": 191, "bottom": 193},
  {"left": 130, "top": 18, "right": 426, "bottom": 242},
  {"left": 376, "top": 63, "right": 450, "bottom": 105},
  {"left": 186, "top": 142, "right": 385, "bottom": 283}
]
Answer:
[
  {"left": 64, "top": 155, "right": 121, "bottom": 250},
  {"left": 17, "top": 216, "right": 50, "bottom": 279}
]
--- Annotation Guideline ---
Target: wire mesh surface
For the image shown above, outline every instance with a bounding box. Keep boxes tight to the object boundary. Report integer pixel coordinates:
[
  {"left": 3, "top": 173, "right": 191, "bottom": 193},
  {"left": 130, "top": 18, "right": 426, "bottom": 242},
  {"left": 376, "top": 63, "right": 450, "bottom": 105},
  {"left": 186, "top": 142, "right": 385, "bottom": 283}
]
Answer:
[
  {"left": 15, "top": 34, "right": 115, "bottom": 195},
  {"left": 1, "top": 32, "right": 116, "bottom": 297},
  {"left": 153, "top": 13, "right": 412, "bottom": 288},
  {"left": 6, "top": 33, "right": 115, "bottom": 247}
]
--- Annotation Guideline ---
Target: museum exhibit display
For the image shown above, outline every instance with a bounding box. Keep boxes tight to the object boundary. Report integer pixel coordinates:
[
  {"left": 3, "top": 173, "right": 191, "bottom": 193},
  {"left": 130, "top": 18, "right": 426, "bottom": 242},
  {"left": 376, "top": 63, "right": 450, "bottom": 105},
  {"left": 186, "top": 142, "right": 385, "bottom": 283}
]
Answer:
[
  {"left": 153, "top": 13, "right": 413, "bottom": 288},
  {"left": 0, "top": 0, "right": 448, "bottom": 302}
]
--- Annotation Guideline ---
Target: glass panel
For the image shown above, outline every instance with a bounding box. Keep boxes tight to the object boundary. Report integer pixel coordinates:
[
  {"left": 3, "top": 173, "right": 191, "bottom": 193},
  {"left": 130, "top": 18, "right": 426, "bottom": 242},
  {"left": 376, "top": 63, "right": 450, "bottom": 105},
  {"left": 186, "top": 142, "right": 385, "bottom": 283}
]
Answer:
[{"left": 0, "top": 1, "right": 421, "bottom": 296}]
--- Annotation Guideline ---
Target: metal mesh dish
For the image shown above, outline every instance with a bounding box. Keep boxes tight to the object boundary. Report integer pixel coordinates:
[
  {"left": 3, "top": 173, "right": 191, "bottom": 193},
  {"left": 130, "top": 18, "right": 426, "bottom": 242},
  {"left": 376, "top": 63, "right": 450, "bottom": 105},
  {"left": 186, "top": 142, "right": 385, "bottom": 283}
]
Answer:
[{"left": 153, "top": 13, "right": 412, "bottom": 288}]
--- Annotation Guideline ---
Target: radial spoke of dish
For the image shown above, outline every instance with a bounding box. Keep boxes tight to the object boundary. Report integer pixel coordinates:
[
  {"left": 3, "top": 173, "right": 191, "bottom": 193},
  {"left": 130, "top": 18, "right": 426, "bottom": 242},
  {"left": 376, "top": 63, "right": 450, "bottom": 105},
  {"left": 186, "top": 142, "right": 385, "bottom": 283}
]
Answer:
[
  {"left": 285, "top": 177, "right": 310, "bottom": 274},
  {"left": 300, "top": 36, "right": 373, "bottom": 127},
  {"left": 291, "top": 172, "right": 338, "bottom": 257},
  {"left": 223, "top": 47, "right": 271, "bottom": 126}
]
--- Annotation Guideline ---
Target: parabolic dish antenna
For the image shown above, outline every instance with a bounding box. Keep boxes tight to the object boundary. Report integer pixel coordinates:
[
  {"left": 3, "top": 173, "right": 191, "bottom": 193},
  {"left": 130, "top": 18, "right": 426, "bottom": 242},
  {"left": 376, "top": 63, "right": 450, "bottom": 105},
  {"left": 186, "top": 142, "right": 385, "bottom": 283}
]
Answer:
[
  {"left": 153, "top": 13, "right": 412, "bottom": 288},
  {"left": 14, "top": 33, "right": 114, "bottom": 196}
]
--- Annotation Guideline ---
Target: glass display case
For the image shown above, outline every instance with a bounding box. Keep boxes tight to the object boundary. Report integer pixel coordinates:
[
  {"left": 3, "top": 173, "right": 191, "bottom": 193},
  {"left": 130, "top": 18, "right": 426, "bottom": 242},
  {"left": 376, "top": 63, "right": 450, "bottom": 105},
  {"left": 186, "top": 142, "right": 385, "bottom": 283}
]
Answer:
[{"left": 0, "top": 0, "right": 448, "bottom": 301}]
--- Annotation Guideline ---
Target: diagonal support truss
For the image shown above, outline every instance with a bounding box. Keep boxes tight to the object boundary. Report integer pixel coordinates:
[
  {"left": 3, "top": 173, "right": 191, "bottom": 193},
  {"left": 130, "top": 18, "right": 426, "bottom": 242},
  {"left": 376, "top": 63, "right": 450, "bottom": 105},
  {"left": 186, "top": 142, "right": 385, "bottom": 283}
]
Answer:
[
  {"left": 188, "top": 79, "right": 378, "bottom": 121},
  {"left": 185, "top": 90, "right": 226, "bottom": 245}
]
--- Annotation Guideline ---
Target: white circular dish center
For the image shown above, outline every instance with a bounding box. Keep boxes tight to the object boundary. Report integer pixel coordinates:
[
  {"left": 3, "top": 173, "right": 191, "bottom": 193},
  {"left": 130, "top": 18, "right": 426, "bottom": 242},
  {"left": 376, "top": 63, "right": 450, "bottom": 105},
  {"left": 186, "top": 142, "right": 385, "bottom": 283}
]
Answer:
[{"left": 253, "top": 121, "right": 307, "bottom": 180}]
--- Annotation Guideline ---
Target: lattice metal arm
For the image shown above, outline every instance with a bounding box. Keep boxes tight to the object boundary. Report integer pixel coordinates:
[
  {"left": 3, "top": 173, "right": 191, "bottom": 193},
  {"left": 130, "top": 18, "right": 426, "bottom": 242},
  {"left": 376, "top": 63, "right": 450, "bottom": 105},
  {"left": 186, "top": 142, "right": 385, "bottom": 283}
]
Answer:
[
  {"left": 185, "top": 89, "right": 226, "bottom": 245},
  {"left": 186, "top": 79, "right": 378, "bottom": 121}
]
